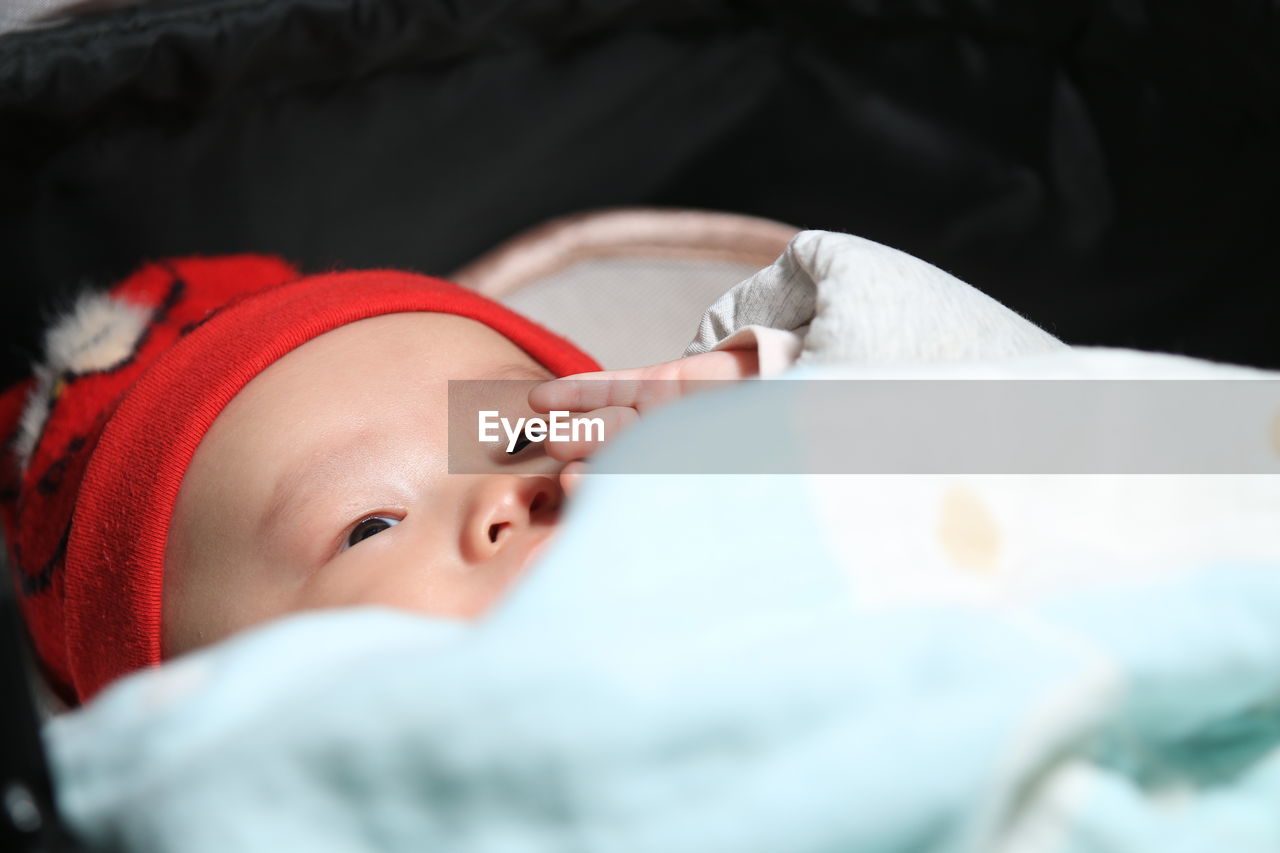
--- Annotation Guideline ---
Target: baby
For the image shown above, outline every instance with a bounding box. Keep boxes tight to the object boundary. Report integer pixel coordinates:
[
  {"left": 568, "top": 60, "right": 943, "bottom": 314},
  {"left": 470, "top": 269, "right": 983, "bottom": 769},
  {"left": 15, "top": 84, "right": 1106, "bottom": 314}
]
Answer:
[
  {"left": 3, "top": 229, "right": 1066, "bottom": 707},
  {"left": 0, "top": 254, "right": 754, "bottom": 706}
]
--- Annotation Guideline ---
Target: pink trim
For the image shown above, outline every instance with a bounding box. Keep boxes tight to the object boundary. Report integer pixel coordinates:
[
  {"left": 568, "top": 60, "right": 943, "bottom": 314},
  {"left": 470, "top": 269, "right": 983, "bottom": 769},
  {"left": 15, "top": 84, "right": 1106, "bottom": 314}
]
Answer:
[{"left": 452, "top": 208, "right": 799, "bottom": 298}]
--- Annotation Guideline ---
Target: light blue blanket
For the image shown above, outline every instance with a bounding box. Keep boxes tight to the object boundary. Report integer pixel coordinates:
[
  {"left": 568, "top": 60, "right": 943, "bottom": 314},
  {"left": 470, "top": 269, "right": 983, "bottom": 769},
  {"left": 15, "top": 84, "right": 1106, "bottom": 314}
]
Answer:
[{"left": 47, "top": 372, "right": 1280, "bottom": 852}]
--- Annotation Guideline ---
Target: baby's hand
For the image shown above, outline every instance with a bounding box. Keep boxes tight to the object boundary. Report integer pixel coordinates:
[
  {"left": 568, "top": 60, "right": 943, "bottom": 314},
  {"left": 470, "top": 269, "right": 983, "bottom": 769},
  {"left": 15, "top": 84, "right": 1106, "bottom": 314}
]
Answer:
[{"left": 528, "top": 349, "right": 758, "bottom": 483}]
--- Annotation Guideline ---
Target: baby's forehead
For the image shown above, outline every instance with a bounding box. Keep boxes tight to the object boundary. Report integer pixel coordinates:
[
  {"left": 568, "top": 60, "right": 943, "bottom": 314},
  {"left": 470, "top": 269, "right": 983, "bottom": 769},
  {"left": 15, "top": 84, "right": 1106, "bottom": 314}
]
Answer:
[
  {"left": 345, "top": 311, "right": 547, "bottom": 354},
  {"left": 186, "top": 313, "right": 557, "bottom": 485},
  {"left": 260, "top": 312, "right": 541, "bottom": 372},
  {"left": 488, "top": 362, "right": 557, "bottom": 381},
  {"left": 202, "top": 315, "right": 553, "bottom": 449}
]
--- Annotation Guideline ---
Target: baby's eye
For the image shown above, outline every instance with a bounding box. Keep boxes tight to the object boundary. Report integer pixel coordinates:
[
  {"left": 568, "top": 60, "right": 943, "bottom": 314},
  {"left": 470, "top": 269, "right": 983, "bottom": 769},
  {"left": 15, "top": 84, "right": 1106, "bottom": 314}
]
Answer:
[{"left": 343, "top": 516, "right": 400, "bottom": 551}]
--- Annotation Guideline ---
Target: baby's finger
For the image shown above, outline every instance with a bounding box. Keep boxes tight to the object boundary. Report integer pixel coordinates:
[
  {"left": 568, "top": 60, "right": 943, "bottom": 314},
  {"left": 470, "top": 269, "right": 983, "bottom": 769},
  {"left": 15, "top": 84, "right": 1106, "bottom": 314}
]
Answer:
[
  {"left": 529, "top": 373, "right": 648, "bottom": 414},
  {"left": 530, "top": 350, "right": 760, "bottom": 414},
  {"left": 559, "top": 460, "right": 591, "bottom": 499},
  {"left": 671, "top": 348, "right": 759, "bottom": 383},
  {"left": 542, "top": 406, "right": 640, "bottom": 462}
]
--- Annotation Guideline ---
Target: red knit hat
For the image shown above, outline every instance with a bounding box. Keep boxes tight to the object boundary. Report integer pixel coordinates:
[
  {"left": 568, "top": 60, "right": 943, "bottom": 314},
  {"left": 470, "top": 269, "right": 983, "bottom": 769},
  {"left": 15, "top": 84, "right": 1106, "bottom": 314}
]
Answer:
[{"left": 0, "top": 255, "right": 600, "bottom": 705}]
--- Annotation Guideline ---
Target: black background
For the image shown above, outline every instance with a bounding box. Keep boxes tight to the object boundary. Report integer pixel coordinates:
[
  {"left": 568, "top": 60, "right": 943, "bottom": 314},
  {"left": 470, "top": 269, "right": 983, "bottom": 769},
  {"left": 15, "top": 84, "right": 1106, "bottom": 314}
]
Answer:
[{"left": 1, "top": 0, "right": 1277, "bottom": 386}]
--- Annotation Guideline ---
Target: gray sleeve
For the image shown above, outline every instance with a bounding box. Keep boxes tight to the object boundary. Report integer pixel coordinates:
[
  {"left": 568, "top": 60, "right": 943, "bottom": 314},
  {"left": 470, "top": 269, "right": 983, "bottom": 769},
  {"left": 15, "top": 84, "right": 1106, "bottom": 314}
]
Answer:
[
  {"left": 686, "top": 229, "right": 1065, "bottom": 364},
  {"left": 683, "top": 239, "right": 817, "bottom": 356}
]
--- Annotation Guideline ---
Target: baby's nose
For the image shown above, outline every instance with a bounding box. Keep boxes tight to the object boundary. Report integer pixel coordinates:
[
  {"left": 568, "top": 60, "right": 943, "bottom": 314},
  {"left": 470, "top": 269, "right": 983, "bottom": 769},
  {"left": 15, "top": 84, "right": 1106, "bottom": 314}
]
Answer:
[{"left": 462, "top": 475, "right": 562, "bottom": 562}]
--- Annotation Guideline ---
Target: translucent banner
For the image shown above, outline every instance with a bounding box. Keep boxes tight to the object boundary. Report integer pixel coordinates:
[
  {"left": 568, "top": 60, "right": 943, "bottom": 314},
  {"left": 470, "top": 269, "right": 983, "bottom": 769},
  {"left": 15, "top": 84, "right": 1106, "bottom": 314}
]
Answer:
[{"left": 448, "top": 379, "right": 1280, "bottom": 474}]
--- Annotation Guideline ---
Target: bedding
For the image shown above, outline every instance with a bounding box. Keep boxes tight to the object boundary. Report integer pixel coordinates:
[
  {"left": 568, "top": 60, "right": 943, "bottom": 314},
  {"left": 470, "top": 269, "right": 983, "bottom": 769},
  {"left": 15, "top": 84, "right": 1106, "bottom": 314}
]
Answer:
[
  {"left": 47, "top": 353, "right": 1280, "bottom": 851},
  {"left": 457, "top": 208, "right": 799, "bottom": 370},
  {"left": 43, "top": 228, "right": 1280, "bottom": 850},
  {"left": 46, "top": 316, "right": 1280, "bottom": 852}
]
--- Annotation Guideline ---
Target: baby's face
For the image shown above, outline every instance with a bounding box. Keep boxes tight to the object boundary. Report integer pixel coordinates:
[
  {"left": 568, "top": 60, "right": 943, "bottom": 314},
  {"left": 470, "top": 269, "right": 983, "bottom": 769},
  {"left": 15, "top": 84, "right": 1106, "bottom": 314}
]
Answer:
[{"left": 162, "top": 313, "right": 563, "bottom": 658}]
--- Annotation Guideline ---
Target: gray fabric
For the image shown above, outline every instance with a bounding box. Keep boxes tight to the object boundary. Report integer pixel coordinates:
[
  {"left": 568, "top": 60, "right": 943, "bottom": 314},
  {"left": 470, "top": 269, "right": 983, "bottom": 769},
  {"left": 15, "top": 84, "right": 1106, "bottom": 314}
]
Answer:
[
  {"left": 686, "top": 230, "right": 1065, "bottom": 363},
  {"left": 502, "top": 257, "right": 762, "bottom": 370},
  {"left": 684, "top": 251, "right": 815, "bottom": 355}
]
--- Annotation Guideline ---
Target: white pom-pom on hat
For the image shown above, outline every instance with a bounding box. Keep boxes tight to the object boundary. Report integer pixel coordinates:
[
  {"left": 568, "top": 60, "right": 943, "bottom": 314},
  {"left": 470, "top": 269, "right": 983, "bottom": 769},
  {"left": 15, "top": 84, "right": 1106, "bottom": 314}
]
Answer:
[{"left": 13, "top": 292, "right": 152, "bottom": 472}]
